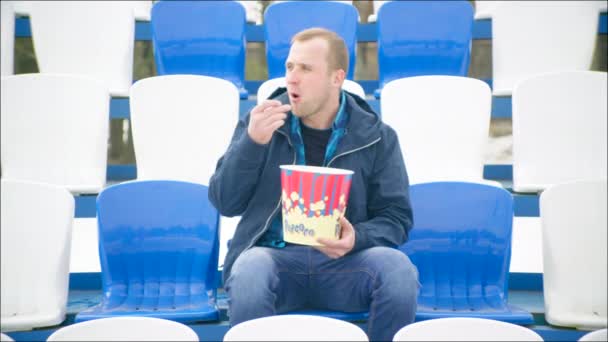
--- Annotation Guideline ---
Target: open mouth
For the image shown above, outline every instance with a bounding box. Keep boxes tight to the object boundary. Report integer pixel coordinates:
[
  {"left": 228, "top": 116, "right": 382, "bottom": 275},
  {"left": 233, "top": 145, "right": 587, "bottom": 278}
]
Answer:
[{"left": 289, "top": 92, "right": 301, "bottom": 102}]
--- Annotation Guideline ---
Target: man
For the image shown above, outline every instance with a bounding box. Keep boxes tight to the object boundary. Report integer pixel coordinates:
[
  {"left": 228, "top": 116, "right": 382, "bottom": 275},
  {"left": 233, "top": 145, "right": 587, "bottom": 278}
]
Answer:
[{"left": 209, "top": 28, "right": 419, "bottom": 341}]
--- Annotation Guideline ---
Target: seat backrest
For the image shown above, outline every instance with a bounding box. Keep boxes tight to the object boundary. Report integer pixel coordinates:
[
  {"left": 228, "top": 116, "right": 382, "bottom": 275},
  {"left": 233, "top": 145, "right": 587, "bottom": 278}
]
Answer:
[
  {"left": 579, "top": 329, "right": 608, "bottom": 342},
  {"left": 540, "top": 180, "right": 607, "bottom": 329},
  {"left": 512, "top": 71, "right": 607, "bottom": 193},
  {"left": 376, "top": 1, "right": 473, "bottom": 95},
  {"left": 393, "top": 317, "right": 543, "bottom": 341},
  {"left": 400, "top": 182, "right": 514, "bottom": 310},
  {"left": 129, "top": 75, "right": 238, "bottom": 186},
  {"left": 223, "top": 314, "right": 368, "bottom": 341},
  {"left": 491, "top": 1, "right": 599, "bottom": 96},
  {"left": 1, "top": 74, "right": 110, "bottom": 194},
  {"left": 47, "top": 316, "right": 199, "bottom": 341},
  {"left": 264, "top": 1, "right": 358, "bottom": 80},
  {"left": 257, "top": 77, "right": 366, "bottom": 104},
  {"left": 96, "top": 180, "right": 220, "bottom": 311},
  {"left": 381, "top": 76, "right": 492, "bottom": 185},
  {"left": 1, "top": 179, "right": 74, "bottom": 332},
  {"left": 151, "top": 1, "right": 246, "bottom": 94},
  {"left": 0, "top": 333, "right": 14, "bottom": 342},
  {"left": 1, "top": 1, "right": 15, "bottom": 76},
  {"left": 124, "top": 0, "right": 153, "bottom": 21},
  {"left": 28, "top": 1, "right": 134, "bottom": 97},
  {"left": 473, "top": 0, "right": 502, "bottom": 19}
]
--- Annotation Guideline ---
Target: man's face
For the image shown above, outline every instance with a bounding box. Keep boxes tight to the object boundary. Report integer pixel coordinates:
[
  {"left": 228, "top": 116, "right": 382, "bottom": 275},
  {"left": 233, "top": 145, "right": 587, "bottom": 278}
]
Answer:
[{"left": 285, "top": 38, "right": 338, "bottom": 120}]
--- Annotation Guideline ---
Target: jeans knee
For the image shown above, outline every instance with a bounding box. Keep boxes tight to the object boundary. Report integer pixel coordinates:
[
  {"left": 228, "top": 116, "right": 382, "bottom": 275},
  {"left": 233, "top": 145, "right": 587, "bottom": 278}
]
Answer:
[
  {"left": 367, "top": 247, "right": 420, "bottom": 298},
  {"left": 226, "top": 247, "right": 278, "bottom": 296}
]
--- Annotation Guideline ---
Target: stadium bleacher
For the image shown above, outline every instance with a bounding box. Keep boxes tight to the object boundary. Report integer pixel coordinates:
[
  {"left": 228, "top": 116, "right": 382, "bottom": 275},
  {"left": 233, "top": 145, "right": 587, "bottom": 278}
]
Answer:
[{"left": 2, "top": 1, "right": 607, "bottom": 341}]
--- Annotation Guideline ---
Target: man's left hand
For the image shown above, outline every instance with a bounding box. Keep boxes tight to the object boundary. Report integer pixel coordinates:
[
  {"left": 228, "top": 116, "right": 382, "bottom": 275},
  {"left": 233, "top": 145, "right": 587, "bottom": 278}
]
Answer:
[{"left": 315, "top": 216, "right": 356, "bottom": 259}]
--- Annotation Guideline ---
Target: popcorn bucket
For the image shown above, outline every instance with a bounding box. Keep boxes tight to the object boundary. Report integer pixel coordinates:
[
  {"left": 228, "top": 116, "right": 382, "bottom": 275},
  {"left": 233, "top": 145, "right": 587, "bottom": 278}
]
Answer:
[{"left": 280, "top": 165, "right": 354, "bottom": 246}]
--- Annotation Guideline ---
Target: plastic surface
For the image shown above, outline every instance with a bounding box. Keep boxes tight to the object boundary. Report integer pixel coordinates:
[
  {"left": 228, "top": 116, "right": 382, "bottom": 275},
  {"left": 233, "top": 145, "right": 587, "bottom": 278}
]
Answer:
[
  {"left": 0, "top": 333, "right": 14, "bottom": 342},
  {"left": 393, "top": 317, "right": 543, "bottom": 341},
  {"left": 579, "top": 329, "right": 608, "bottom": 342},
  {"left": 375, "top": 1, "right": 473, "bottom": 98},
  {"left": 540, "top": 180, "right": 607, "bottom": 330},
  {"left": 264, "top": 1, "right": 358, "bottom": 80},
  {"left": 1, "top": 1, "right": 15, "bottom": 76},
  {"left": 47, "top": 316, "right": 199, "bottom": 341},
  {"left": 1, "top": 74, "right": 109, "bottom": 194},
  {"left": 74, "top": 180, "right": 220, "bottom": 323},
  {"left": 257, "top": 77, "right": 366, "bottom": 104},
  {"left": 223, "top": 314, "right": 368, "bottom": 341},
  {"left": 1, "top": 180, "right": 75, "bottom": 332},
  {"left": 151, "top": 1, "right": 248, "bottom": 98},
  {"left": 367, "top": 0, "right": 388, "bottom": 22},
  {"left": 491, "top": 1, "right": 600, "bottom": 96},
  {"left": 473, "top": 0, "right": 502, "bottom": 19},
  {"left": 400, "top": 182, "right": 534, "bottom": 324},
  {"left": 28, "top": 1, "right": 134, "bottom": 97},
  {"left": 381, "top": 76, "right": 499, "bottom": 186},
  {"left": 129, "top": 75, "right": 238, "bottom": 186},
  {"left": 512, "top": 71, "right": 607, "bottom": 193}
]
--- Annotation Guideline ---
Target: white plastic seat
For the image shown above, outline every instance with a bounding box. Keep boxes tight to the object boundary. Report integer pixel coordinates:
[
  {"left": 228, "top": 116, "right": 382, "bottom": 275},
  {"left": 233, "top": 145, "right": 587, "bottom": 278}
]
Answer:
[
  {"left": 1, "top": 0, "right": 15, "bottom": 76},
  {"left": 512, "top": 71, "right": 607, "bottom": 193},
  {"left": 46, "top": 316, "right": 199, "bottom": 341},
  {"left": 539, "top": 179, "right": 607, "bottom": 330},
  {"left": 1, "top": 74, "right": 110, "bottom": 194},
  {"left": 129, "top": 74, "right": 240, "bottom": 266},
  {"left": 474, "top": 0, "right": 503, "bottom": 19},
  {"left": 381, "top": 76, "right": 500, "bottom": 186},
  {"left": 125, "top": 1, "right": 153, "bottom": 21},
  {"left": 223, "top": 314, "right": 368, "bottom": 341},
  {"left": 393, "top": 317, "right": 544, "bottom": 341},
  {"left": 1, "top": 180, "right": 75, "bottom": 332},
  {"left": 257, "top": 77, "right": 366, "bottom": 105},
  {"left": 0, "top": 333, "right": 14, "bottom": 342},
  {"left": 579, "top": 329, "right": 608, "bottom": 342},
  {"left": 28, "top": 1, "right": 135, "bottom": 97},
  {"left": 491, "top": 1, "right": 600, "bottom": 96},
  {"left": 367, "top": 0, "right": 389, "bottom": 22},
  {"left": 238, "top": 0, "right": 262, "bottom": 24}
]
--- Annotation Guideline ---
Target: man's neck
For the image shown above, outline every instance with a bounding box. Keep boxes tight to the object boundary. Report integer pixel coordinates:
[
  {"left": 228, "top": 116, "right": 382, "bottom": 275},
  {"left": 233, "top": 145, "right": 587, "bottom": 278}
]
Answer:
[{"left": 301, "top": 92, "right": 341, "bottom": 130}]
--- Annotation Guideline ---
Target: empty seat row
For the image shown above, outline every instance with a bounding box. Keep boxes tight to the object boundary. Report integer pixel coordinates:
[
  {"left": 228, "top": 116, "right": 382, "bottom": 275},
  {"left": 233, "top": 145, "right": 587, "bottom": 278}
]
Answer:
[{"left": 1, "top": 1, "right": 603, "bottom": 98}]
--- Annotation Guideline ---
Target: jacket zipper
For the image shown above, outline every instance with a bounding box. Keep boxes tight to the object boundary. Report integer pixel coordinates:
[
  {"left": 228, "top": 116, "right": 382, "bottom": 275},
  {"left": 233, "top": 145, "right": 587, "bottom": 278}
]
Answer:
[
  {"left": 244, "top": 130, "right": 295, "bottom": 251},
  {"left": 326, "top": 137, "right": 381, "bottom": 167}
]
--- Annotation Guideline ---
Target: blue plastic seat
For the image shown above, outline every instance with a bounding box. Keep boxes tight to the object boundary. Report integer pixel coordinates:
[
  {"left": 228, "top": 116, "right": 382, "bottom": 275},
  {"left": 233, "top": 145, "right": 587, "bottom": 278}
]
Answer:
[
  {"left": 75, "top": 180, "right": 220, "bottom": 323},
  {"left": 400, "top": 182, "right": 534, "bottom": 325},
  {"left": 264, "top": 1, "right": 359, "bottom": 80},
  {"left": 375, "top": 1, "right": 474, "bottom": 98},
  {"left": 151, "top": 1, "right": 248, "bottom": 98}
]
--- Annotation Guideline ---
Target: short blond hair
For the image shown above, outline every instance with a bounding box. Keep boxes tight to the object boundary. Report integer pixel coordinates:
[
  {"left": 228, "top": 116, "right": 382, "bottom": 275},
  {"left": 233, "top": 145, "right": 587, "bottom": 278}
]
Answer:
[{"left": 291, "top": 28, "right": 349, "bottom": 74}]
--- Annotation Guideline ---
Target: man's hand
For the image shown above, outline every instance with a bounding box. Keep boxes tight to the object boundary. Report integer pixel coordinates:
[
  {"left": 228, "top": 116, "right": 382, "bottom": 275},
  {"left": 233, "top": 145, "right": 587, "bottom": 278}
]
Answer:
[
  {"left": 315, "top": 216, "right": 356, "bottom": 259},
  {"left": 248, "top": 100, "right": 291, "bottom": 145}
]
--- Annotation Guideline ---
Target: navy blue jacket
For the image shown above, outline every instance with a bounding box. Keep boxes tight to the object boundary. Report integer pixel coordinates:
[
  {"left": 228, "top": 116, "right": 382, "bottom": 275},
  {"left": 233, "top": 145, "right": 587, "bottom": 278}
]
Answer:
[{"left": 209, "top": 89, "right": 413, "bottom": 282}]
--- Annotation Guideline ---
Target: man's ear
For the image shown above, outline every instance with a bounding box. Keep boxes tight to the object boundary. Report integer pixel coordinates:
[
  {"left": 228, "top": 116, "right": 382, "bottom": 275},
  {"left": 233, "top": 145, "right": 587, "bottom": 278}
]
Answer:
[{"left": 333, "top": 69, "right": 346, "bottom": 86}]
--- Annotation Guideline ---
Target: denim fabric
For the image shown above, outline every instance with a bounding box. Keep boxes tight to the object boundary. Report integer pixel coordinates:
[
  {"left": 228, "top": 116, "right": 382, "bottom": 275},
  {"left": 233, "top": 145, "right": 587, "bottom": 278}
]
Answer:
[{"left": 225, "top": 245, "right": 420, "bottom": 341}]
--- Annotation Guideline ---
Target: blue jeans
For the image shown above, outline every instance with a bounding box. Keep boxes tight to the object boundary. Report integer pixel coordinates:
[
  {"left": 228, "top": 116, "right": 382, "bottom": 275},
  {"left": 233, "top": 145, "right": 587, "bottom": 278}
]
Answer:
[{"left": 225, "top": 245, "right": 420, "bottom": 341}]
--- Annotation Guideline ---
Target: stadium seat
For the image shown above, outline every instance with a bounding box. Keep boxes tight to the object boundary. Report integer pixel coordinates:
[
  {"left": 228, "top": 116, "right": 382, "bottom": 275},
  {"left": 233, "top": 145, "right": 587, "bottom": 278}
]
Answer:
[
  {"left": 74, "top": 180, "right": 221, "bottom": 323},
  {"left": 257, "top": 77, "right": 366, "bottom": 105},
  {"left": 223, "top": 314, "right": 368, "bottom": 341},
  {"left": 1, "top": 179, "right": 75, "bottom": 332},
  {"left": 151, "top": 1, "right": 248, "bottom": 99},
  {"left": 0, "top": 333, "right": 13, "bottom": 342},
  {"left": 126, "top": 1, "right": 153, "bottom": 21},
  {"left": 393, "top": 317, "right": 543, "bottom": 341},
  {"left": 264, "top": 0, "right": 359, "bottom": 80},
  {"left": 47, "top": 316, "right": 199, "bottom": 341},
  {"left": 1, "top": 74, "right": 109, "bottom": 194},
  {"left": 473, "top": 0, "right": 501, "bottom": 19},
  {"left": 381, "top": 76, "right": 499, "bottom": 187},
  {"left": 375, "top": 1, "right": 474, "bottom": 98},
  {"left": 491, "top": 1, "right": 600, "bottom": 96},
  {"left": 28, "top": 1, "right": 135, "bottom": 97},
  {"left": 540, "top": 180, "right": 607, "bottom": 330},
  {"left": 400, "top": 182, "right": 534, "bottom": 324},
  {"left": 129, "top": 74, "right": 240, "bottom": 270},
  {"left": 1, "top": 1, "right": 14, "bottom": 76},
  {"left": 238, "top": 0, "right": 262, "bottom": 24},
  {"left": 579, "top": 329, "right": 608, "bottom": 342},
  {"left": 512, "top": 71, "right": 607, "bottom": 193}
]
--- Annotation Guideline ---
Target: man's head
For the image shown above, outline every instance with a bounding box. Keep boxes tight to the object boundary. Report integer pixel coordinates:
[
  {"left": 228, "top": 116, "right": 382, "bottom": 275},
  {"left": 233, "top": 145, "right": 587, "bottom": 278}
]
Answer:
[{"left": 285, "top": 28, "right": 348, "bottom": 128}]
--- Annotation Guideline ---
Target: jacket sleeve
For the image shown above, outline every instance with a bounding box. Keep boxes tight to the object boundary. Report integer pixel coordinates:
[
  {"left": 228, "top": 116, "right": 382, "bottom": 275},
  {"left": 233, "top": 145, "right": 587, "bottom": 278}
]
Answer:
[
  {"left": 351, "top": 127, "right": 413, "bottom": 254},
  {"left": 208, "top": 115, "right": 269, "bottom": 217}
]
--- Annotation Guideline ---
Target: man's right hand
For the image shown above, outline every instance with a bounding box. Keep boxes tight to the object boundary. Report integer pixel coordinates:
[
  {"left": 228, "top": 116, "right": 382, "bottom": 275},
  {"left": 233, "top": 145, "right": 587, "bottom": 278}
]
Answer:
[{"left": 248, "top": 100, "right": 291, "bottom": 145}]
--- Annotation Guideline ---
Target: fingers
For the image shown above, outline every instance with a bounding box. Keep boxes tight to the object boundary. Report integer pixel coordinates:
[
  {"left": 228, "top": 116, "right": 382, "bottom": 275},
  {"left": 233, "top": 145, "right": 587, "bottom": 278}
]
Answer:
[{"left": 248, "top": 101, "right": 291, "bottom": 145}]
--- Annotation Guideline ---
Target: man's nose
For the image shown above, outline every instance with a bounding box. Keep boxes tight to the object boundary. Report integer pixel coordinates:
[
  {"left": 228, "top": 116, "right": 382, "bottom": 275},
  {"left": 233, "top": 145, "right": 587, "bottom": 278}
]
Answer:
[{"left": 286, "top": 70, "right": 299, "bottom": 84}]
